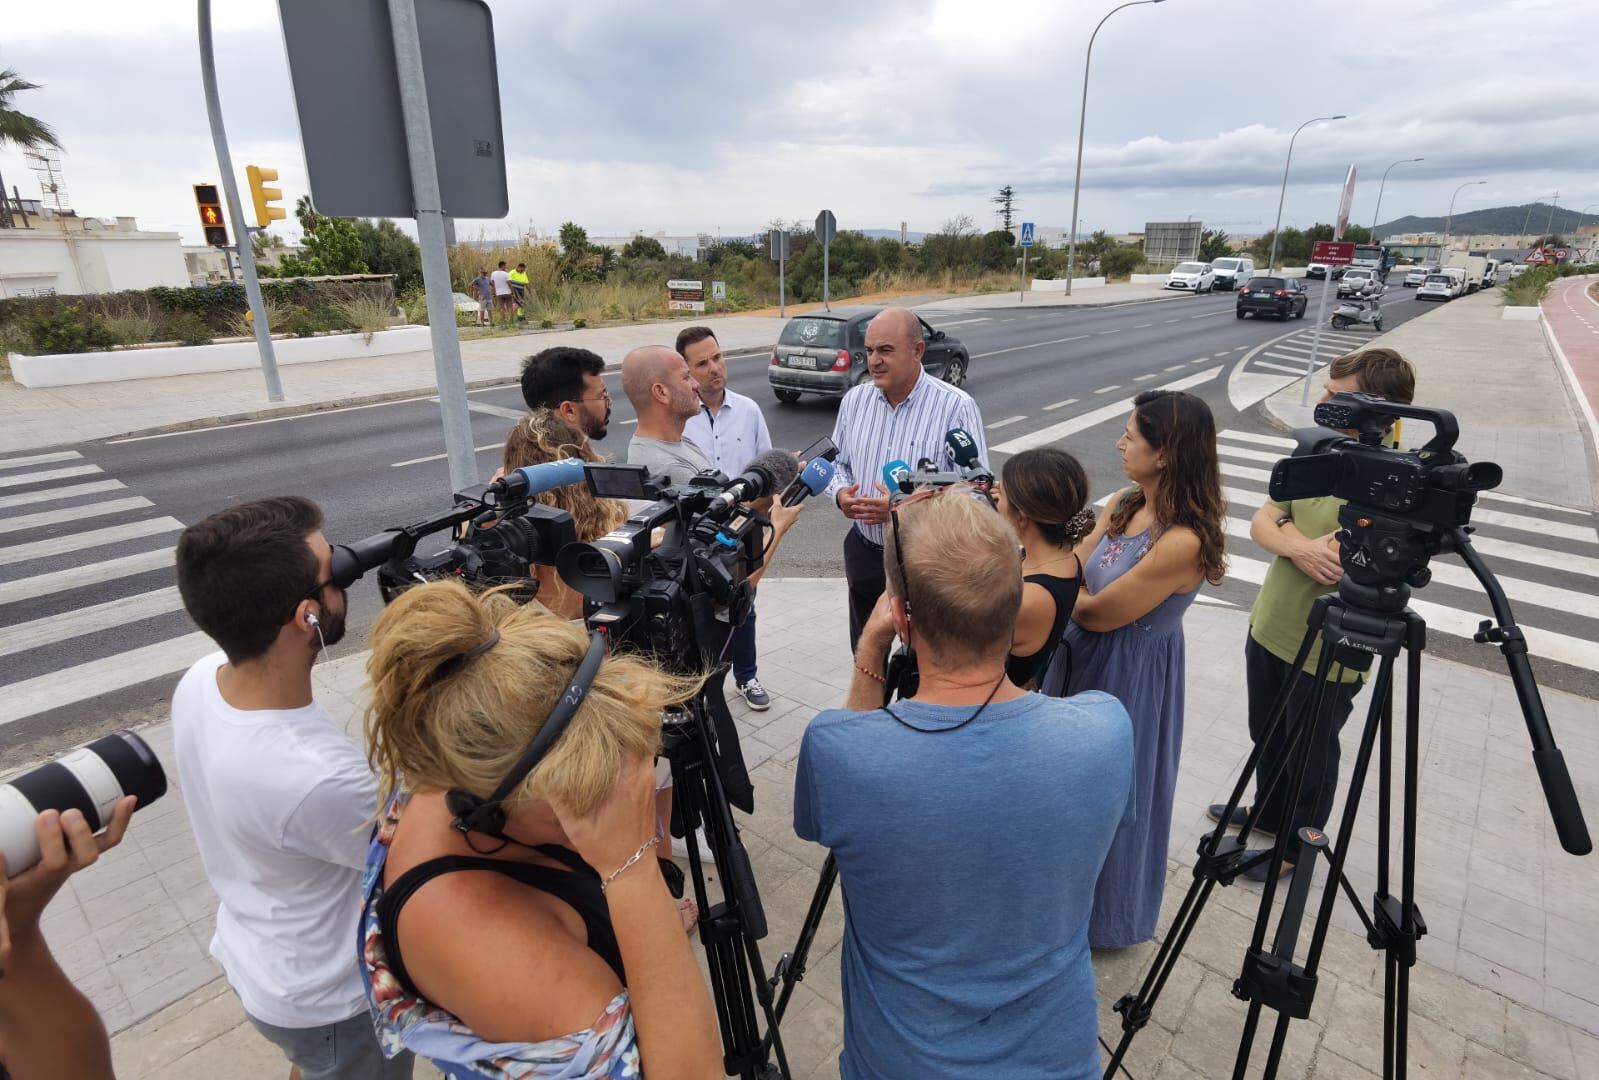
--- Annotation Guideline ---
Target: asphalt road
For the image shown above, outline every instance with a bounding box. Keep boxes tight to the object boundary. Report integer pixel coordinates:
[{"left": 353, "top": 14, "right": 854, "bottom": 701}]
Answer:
[{"left": 9, "top": 277, "right": 1597, "bottom": 766}]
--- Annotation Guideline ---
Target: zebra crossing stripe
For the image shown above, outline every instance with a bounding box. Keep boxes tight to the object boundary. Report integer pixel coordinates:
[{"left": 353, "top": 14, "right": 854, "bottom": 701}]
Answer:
[
  {"left": 1217, "top": 444, "right": 1288, "bottom": 466},
  {"left": 0, "top": 631, "right": 214, "bottom": 729},
  {"left": 0, "top": 587, "right": 185, "bottom": 659},
  {"left": 0, "top": 496, "right": 155, "bottom": 536},
  {"left": 1256, "top": 360, "right": 1320, "bottom": 376},
  {"left": 1220, "top": 429, "right": 1296, "bottom": 449},
  {"left": 0, "top": 479, "right": 127, "bottom": 511},
  {"left": 0, "top": 464, "right": 102, "bottom": 489},
  {"left": 0, "top": 516, "right": 182, "bottom": 566},
  {"left": 0, "top": 450, "right": 83, "bottom": 471},
  {"left": 0, "top": 547, "right": 175, "bottom": 606}
]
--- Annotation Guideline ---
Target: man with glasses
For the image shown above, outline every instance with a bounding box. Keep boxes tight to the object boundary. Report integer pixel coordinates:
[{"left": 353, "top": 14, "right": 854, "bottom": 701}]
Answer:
[
  {"left": 795, "top": 490, "right": 1134, "bottom": 1079},
  {"left": 519, "top": 346, "right": 613, "bottom": 442},
  {"left": 172, "top": 497, "right": 413, "bottom": 1080}
]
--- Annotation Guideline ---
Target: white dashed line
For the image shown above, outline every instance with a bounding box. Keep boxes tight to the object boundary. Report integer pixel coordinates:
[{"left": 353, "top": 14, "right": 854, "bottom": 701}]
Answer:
[
  {"left": 1099, "top": 329, "right": 1122, "bottom": 335},
  {"left": 1094, "top": 385, "right": 1121, "bottom": 394},
  {"left": 1043, "top": 398, "right": 1080, "bottom": 411},
  {"left": 1234, "top": 346, "right": 1249, "bottom": 352},
  {"left": 1190, "top": 358, "right": 1209, "bottom": 365},
  {"left": 986, "top": 415, "right": 1028, "bottom": 430},
  {"left": 1134, "top": 373, "right": 1159, "bottom": 382},
  {"left": 1133, "top": 323, "right": 1153, "bottom": 329},
  {"left": 1164, "top": 364, "right": 1186, "bottom": 372}
]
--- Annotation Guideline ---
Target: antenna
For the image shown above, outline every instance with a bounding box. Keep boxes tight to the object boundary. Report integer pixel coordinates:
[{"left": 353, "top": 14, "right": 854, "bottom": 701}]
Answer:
[{"left": 24, "top": 150, "right": 70, "bottom": 214}]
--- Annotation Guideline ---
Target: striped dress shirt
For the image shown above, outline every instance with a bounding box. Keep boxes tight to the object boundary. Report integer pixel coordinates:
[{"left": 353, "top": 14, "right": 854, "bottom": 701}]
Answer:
[{"left": 825, "top": 371, "right": 988, "bottom": 546}]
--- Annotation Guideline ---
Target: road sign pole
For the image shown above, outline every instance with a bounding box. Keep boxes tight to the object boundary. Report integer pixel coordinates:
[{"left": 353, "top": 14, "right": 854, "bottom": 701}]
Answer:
[
  {"left": 197, "top": 0, "right": 283, "bottom": 403},
  {"left": 386, "top": 0, "right": 478, "bottom": 492},
  {"left": 1301, "top": 280, "right": 1335, "bottom": 406},
  {"left": 822, "top": 235, "right": 830, "bottom": 311},
  {"left": 1019, "top": 245, "right": 1027, "bottom": 302},
  {"left": 779, "top": 253, "right": 785, "bottom": 318}
]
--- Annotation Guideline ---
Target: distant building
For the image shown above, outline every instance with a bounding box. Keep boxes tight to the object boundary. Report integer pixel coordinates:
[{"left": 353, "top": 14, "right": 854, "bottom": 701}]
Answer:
[
  {"left": 182, "top": 242, "right": 303, "bottom": 285},
  {"left": 0, "top": 209, "right": 188, "bottom": 298},
  {"left": 590, "top": 231, "right": 714, "bottom": 260}
]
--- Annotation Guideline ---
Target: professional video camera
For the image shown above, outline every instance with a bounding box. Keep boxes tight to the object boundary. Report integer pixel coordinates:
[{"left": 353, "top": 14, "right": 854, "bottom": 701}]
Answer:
[{"left": 328, "top": 460, "right": 583, "bottom": 601}]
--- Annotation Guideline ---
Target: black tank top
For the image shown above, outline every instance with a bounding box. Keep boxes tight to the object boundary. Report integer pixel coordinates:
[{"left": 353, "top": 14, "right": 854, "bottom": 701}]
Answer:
[
  {"left": 376, "top": 844, "right": 625, "bottom": 999},
  {"left": 1006, "top": 567, "right": 1081, "bottom": 689}
]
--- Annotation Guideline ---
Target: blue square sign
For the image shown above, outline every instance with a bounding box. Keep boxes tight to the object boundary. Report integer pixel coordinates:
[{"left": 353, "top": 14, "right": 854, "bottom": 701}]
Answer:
[{"left": 1019, "top": 222, "right": 1035, "bottom": 248}]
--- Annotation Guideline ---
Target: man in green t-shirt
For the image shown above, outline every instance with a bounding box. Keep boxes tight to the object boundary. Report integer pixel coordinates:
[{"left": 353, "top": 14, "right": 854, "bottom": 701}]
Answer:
[{"left": 1209, "top": 348, "right": 1416, "bottom": 881}]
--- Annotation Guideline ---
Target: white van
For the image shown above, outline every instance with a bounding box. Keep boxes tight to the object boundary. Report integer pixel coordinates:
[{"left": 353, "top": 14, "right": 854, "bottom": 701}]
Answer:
[
  {"left": 1210, "top": 257, "right": 1255, "bottom": 291},
  {"left": 1438, "top": 267, "right": 1468, "bottom": 297}
]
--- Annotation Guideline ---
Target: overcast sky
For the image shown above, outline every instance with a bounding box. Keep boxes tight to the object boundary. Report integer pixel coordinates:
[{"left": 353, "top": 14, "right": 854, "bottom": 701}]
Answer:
[{"left": 4, "top": 0, "right": 1596, "bottom": 247}]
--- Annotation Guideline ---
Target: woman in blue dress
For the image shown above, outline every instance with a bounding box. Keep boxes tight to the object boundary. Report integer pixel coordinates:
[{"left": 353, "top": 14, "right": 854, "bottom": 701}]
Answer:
[{"left": 1065, "top": 389, "right": 1227, "bottom": 949}]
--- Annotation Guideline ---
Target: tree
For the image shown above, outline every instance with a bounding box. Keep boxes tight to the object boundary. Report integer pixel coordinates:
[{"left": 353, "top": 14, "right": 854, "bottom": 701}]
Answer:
[
  {"left": 621, "top": 235, "right": 667, "bottom": 260},
  {"left": 991, "top": 185, "right": 1018, "bottom": 231},
  {"left": 1101, "top": 246, "right": 1144, "bottom": 279},
  {"left": 558, "top": 221, "right": 590, "bottom": 254},
  {"left": 0, "top": 67, "right": 63, "bottom": 229},
  {"left": 980, "top": 230, "right": 1017, "bottom": 271},
  {"left": 1081, "top": 230, "right": 1117, "bottom": 271},
  {"left": 355, "top": 218, "right": 422, "bottom": 290},
  {"left": 270, "top": 194, "right": 368, "bottom": 276},
  {"left": 1198, "top": 229, "right": 1232, "bottom": 261}
]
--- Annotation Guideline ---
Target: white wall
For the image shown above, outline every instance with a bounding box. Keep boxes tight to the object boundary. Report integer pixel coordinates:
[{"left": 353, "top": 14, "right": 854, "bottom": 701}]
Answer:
[{"left": 0, "top": 230, "right": 188, "bottom": 297}]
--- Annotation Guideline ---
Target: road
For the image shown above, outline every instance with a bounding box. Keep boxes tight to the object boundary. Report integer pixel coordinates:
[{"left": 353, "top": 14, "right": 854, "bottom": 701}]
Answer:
[{"left": 4, "top": 279, "right": 1597, "bottom": 765}]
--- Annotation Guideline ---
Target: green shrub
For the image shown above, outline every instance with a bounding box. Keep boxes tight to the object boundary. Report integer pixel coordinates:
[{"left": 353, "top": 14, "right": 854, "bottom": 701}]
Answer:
[
  {"left": 15, "top": 305, "right": 117, "bottom": 354},
  {"left": 162, "top": 312, "right": 214, "bottom": 346},
  {"left": 280, "top": 309, "right": 323, "bottom": 337},
  {"left": 1100, "top": 248, "right": 1145, "bottom": 280},
  {"left": 333, "top": 293, "right": 396, "bottom": 343},
  {"left": 540, "top": 317, "right": 554, "bottom": 329},
  {"left": 102, "top": 310, "right": 158, "bottom": 347},
  {"left": 573, "top": 317, "right": 588, "bottom": 329}
]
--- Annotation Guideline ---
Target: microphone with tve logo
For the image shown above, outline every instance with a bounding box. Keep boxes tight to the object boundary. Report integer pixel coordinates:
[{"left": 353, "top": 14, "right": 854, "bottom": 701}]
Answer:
[{"left": 782, "top": 457, "right": 837, "bottom": 507}]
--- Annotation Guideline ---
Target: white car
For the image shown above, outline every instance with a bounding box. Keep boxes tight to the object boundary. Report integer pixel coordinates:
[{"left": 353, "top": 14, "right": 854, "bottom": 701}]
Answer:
[
  {"left": 1166, "top": 261, "right": 1215, "bottom": 293},
  {"left": 1416, "top": 274, "right": 1454, "bottom": 302},
  {"left": 1509, "top": 264, "right": 1529, "bottom": 279},
  {"left": 1210, "top": 256, "right": 1254, "bottom": 290},
  {"left": 1337, "top": 268, "right": 1378, "bottom": 297},
  {"left": 1438, "top": 267, "right": 1467, "bottom": 296},
  {"left": 1403, "top": 265, "right": 1436, "bottom": 287}
]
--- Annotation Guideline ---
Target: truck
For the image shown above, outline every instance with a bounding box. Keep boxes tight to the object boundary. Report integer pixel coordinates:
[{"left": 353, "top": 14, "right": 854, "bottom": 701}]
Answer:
[
  {"left": 1443, "top": 252, "right": 1488, "bottom": 293},
  {"left": 1350, "top": 243, "right": 1398, "bottom": 281}
]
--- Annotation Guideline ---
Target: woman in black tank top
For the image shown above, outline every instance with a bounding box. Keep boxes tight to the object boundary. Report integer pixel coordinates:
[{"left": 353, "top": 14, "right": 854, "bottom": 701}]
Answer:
[{"left": 997, "top": 449, "right": 1097, "bottom": 690}]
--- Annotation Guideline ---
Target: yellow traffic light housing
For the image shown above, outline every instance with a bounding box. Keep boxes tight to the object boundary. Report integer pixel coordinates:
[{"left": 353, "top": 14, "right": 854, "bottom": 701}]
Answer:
[{"left": 246, "top": 165, "right": 286, "bottom": 228}]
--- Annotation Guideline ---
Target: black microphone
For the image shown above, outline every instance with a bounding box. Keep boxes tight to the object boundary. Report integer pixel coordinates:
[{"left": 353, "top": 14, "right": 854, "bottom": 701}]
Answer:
[
  {"left": 706, "top": 449, "right": 801, "bottom": 517},
  {"left": 946, "top": 427, "right": 982, "bottom": 470}
]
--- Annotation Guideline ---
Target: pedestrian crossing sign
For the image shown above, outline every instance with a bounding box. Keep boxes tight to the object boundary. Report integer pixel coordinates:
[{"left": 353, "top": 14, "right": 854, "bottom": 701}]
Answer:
[{"left": 1019, "top": 222, "right": 1036, "bottom": 248}]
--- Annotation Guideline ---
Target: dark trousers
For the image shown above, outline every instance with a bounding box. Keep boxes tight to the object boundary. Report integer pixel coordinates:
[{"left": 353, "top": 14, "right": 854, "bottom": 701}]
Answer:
[
  {"left": 1247, "top": 635, "right": 1362, "bottom": 861},
  {"left": 730, "top": 606, "right": 757, "bottom": 684},
  {"left": 843, "top": 528, "right": 887, "bottom": 655}
]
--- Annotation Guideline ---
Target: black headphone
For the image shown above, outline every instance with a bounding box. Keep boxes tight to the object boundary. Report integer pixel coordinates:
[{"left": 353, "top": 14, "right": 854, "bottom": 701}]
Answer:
[{"left": 445, "top": 629, "right": 609, "bottom": 841}]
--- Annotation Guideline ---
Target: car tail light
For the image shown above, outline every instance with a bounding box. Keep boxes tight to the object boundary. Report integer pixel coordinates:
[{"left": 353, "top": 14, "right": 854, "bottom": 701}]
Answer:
[
  {"left": 1275, "top": 289, "right": 1288, "bottom": 298},
  {"left": 1240, "top": 288, "right": 1251, "bottom": 295},
  {"left": 770, "top": 350, "right": 779, "bottom": 366},
  {"left": 831, "top": 349, "right": 851, "bottom": 372}
]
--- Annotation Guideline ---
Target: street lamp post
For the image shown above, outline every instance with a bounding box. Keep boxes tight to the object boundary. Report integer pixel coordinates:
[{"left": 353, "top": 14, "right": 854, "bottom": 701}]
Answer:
[
  {"left": 1443, "top": 180, "right": 1487, "bottom": 256},
  {"left": 1064, "top": 0, "right": 1165, "bottom": 296},
  {"left": 1371, "top": 157, "right": 1423, "bottom": 243},
  {"left": 1544, "top": 192, "right": 1561, "bottom": 244},
  {"left": 1521, "top": 194, "right": 1557, "bottom": 246},
  {"left": 1267, "top": 114, "right": 1346, "bottom": 272}
]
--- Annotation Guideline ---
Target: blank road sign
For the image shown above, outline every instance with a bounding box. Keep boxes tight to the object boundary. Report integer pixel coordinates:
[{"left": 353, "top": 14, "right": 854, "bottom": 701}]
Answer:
[
  {"left": 815, "top": 210, "right": 837, "bottom": 245},
  {"left": 277, "top": 0, "right": 508, "bottom": 219}
]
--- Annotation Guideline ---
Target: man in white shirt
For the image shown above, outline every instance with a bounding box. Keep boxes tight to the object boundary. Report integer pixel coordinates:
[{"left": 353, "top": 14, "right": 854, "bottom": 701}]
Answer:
[
  {"left": 678, "top": 325, "right": 775, "bottom": 709},
  {"left": 490, "top": 260, "right": 514, "bottom": 319},
  {"left": 172, "top": 497, "right": 412, "bottom": 1080}
]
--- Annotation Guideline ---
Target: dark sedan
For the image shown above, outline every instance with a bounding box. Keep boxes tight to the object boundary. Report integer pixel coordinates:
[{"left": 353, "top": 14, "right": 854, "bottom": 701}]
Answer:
[
  {"left": 767, "top": 309, "right": 970, "bottom": 403},
  {"left": 1236, "top": 277, "right": 1308, "bottom": 320}
]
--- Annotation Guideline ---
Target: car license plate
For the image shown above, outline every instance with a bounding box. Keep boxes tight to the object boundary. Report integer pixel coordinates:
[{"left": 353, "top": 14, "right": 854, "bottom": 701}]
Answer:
[{"left": 787, "top": 354, "right": 817, "bottom": 370}]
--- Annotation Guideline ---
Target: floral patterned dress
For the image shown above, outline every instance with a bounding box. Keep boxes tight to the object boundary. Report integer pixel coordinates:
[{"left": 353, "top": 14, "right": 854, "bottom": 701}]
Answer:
[{"left": 358, "top": 795, "right": 642, "bottom": 1079}]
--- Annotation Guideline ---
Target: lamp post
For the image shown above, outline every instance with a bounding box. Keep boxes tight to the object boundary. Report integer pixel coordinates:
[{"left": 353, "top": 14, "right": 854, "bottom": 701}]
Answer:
[
  {"left": 1443, "top": 180, "right": 1486, "bottom": 256},
  {"left": 1371, "top": 157, "right": 1423, "bottom": 243},
  {"left": 1267, "top": 114, "right": 1345, "bottom": 272},
  {"left": 1064, "top": 0, "right": 1166, "bottom": 296},
  {"left": 1521, "top": 194, "right": 1557, "bottom": 246}
]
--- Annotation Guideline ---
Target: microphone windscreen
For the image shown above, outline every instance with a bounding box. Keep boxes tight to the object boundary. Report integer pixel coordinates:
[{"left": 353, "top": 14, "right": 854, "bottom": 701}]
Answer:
[{"left": 747, "top": 449, "right": 801, "bottom": 493}]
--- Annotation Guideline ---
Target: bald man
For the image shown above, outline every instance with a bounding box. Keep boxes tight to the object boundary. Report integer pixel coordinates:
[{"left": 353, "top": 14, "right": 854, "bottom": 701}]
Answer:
[
  {"left": 825, "top": 307, "right": 988, "bottom": 651},
  {"left": 624, "top": 345, "right": 714, "bottom": 483}
]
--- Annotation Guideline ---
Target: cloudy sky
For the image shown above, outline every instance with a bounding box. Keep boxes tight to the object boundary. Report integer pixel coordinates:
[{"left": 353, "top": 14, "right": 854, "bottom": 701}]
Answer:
[{"left": 3, "top": 0, "right": 1596, "bottom": 247}]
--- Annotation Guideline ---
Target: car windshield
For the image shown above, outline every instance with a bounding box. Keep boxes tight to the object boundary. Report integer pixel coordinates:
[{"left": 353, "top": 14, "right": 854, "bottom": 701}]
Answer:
[
  {"left": 1174, "top": 263, "right": 1206, "bottom": 273},
  {"left": 1425, "top": 276, "right": 1449, "bottom": 285},
  {"left": 1212, "top": 259, "right": 1239, "bottom": 270},
  {"left": 779, "top": 318, "right": 846, "bottom": 348},
  {"left": 1249, "top": 278, "right": 1285, "bottom": 290}
]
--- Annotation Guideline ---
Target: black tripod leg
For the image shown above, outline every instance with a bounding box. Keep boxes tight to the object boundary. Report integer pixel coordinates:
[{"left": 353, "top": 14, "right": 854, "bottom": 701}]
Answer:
[{"left": 771, "top": 854, "right": 838, "bottom": 1026}]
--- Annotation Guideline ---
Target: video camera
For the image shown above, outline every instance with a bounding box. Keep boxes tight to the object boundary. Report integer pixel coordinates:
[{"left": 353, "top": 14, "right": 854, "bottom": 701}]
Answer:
[{"left": 1270, "top": 392, "right": 1501, "bottom": 594}]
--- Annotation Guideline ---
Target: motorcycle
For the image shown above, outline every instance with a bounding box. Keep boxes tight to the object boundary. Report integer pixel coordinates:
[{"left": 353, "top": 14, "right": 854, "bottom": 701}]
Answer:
[{"left": 1330, "top": 282, "right": 1385, "bottom": 331}]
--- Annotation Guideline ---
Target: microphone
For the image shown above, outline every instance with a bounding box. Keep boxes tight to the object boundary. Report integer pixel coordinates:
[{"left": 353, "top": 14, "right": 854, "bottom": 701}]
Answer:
[
  {"left": 946, "top": 427, "right": 982, "bottom": 470},
  {"left": 782, "top": 457, "right": 836, "bottom": 507},
  {"left": 490, "top": 458, "right": 587, "bottom": 499},
  {"left": 707, "top": 449, "right": 801, "bottom": 517},
  {"left": 882, "top": 458, "right": 912, "bottom": 495}
]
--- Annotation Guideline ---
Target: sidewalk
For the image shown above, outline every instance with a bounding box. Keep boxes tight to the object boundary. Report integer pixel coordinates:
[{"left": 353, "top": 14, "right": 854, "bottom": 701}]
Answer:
[
  {"left": 0, "top": 314, "right": 786, "bottom": 455},
  {"left": 19, "top": 579, "right": 1593, "bottom": 1078},
  {"left": 1263, "top": 287, "right": 1599, "bottom": 512}
]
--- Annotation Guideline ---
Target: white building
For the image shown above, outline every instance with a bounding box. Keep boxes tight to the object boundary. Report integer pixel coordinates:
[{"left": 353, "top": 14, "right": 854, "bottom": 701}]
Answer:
[
  {"left": 0, "top": 210, "right": 188, "bottom": 298},
  {"left": 589, "top": 231, "right": 713, "bottom": 260}
]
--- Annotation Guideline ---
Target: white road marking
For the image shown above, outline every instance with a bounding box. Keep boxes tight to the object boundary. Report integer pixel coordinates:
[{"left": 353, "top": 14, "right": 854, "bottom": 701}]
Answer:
[
  {"left": 992, "top": 367, "right": 1222, "bottom": 455},
  {"left": 0, "top": 451, "right": 82, "bottom": 471},
  {"left": 0, "top": 464, "right": 102, "bottom": 489},
  {"left": 1256, "top": 360, "right": 1320, "bottom": 376},
  {"left": 973, "top": 334, "right": 1089, "bottom": 358},
  {"left": 0, "top": 517, "right": 183, "bottom": 566},
  {"left": 1134, "top": 373, "right": 1159, "bottom": 382},
  {"left": 0, "top": 479, "right": 126, "bottom": 511},
  {"left": 390, "top": 443, "right": 503, "bottom": 468},
  {"left": 1099, "top": 329, "right": 1122, "bottom": 335},
  {"left": 1190, "top": 310, "right": 1232, "bottom": 319},
  {"left": 986, "top": 415, "right": 1028, "bottom": 430},
  {"left": 0, "top": 547, "right": 175, "bottom": 607},
  {"left": 1133, "top": 323, "right": 1153, "bottom": 329},
  {"left": 1216, "top": 443, "right": 1289, "bottom": 465},
  {"left": 1043, "top": 398, "right": 1080, "bottom": 411},
  {"left": 1219, "top": 429, "right": 1295, "bottom": 449},
  {"left": 0, "top": 496, "right": 154, "bottom": 536},
  {"left": 0, "top": 631, "right": 214, "bottom": 729},
  {"left": 1094, "top": 385, "right": 1121, "bottom": 394},
  {"left": 0, "top": 586, "right": 184, "bottom": 660},
  {"left": 1164, "top": 364, "right": 1186, "bottom": 372}
]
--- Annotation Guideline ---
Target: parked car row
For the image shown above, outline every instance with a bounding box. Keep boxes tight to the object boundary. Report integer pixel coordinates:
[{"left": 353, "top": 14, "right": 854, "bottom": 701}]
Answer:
[
  {"left": 1416, "top": 268, "right": 1469, "bottom": 301},
  {"left": 1161, "top": 257, "right": 1258, "bottom": 292}
]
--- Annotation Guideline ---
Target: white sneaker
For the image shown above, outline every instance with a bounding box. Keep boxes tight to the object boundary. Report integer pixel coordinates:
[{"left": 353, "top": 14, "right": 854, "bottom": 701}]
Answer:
[{"left": 671, "top": 827, "right": 711, "bottom": 860}]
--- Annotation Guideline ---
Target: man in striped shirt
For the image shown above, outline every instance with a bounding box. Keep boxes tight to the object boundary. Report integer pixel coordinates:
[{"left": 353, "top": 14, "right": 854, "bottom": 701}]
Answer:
[{"left": 826, "top": 307, "right": 988, "bottom": 650}]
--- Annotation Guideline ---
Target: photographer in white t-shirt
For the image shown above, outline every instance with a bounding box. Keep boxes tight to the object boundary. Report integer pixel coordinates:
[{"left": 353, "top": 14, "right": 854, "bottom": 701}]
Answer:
[{"left": 172, "top": 496, "right": 412, "bottom": 1080}]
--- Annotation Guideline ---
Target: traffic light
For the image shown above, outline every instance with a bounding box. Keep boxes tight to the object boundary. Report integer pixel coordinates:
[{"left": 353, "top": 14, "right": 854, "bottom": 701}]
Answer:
[
  {"left": 193, "top": 183, "right": 229, "bottom": 248},
  {"left": 246, "top": 165, "right": 285, "bottom": 229}
]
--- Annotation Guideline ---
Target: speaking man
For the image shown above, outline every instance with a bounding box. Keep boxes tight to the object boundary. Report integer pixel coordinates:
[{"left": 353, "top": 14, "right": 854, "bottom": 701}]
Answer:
[
  {"left": 826, "top": 307, "right": 987, "bottom": 650},
  {"left": 795, "top": 491, "right": 1134, "bottom": 1079},
  {"left": 678, "top": 325, "right": 775, "bottom": 709},
  {"left": 623, "top": 344, "right": 713, "bottom": 484}
]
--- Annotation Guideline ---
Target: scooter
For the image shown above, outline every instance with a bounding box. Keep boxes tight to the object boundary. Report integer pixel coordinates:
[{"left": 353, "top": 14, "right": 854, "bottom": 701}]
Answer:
[{"left": 1330, "top": 283, "right": 1384, "bottom": 331}]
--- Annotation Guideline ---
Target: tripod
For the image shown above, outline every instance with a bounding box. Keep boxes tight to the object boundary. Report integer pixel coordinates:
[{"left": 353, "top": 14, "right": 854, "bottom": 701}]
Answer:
[
  {"left": 1103, "top": 525, "right": 1591, "bottom": 1080},
  {"left": 662, "top": 666, "right": 791, "bottom": 1079}
]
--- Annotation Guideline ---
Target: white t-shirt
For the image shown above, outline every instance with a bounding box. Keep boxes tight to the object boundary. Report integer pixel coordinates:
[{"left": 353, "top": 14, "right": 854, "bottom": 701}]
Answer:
[
  {"left": 171, "top": 652, "right": 375, "bottom": 1029},
  {"left": 490, "top": 268, "right": 512, "bottom": 296}
]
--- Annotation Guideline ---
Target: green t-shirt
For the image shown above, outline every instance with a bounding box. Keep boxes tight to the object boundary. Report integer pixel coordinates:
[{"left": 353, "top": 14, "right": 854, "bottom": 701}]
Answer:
[{"left": 1248, "top": 495, "right": 1366, "bottom": 684}]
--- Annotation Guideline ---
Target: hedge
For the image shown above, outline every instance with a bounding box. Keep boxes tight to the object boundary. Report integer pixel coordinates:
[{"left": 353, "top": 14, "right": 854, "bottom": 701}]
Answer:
[{"left": 0, "top": 277, "right": 395, "bottom": 335}]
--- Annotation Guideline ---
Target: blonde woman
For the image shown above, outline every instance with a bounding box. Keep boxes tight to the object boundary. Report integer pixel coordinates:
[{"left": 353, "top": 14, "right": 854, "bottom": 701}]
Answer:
[{"left": 358, "top": 580, "right": 721, "bottom": 1079}]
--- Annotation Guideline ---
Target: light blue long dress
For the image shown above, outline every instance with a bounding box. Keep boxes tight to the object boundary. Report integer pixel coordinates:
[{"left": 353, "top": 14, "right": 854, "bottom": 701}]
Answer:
[{"left": 1062, "top": 527, "right": 1198, "bottom": 949}]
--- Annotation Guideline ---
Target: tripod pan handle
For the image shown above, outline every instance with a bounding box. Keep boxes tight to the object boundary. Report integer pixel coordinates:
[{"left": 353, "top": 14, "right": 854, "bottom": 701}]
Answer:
[{"left": 1535, "top": 749, "right": 1593, "bottom": 856}]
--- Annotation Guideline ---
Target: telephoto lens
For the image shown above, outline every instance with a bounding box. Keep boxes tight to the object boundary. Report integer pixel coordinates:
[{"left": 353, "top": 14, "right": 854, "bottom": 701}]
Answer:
[{"left": 0, "top": 730, "right": 167, "bottom": 876}]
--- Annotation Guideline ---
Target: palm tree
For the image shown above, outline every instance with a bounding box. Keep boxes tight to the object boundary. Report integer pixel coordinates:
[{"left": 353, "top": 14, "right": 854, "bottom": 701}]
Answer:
[{"left": 0, "top": 67, "right": 63, "bottom": 229}]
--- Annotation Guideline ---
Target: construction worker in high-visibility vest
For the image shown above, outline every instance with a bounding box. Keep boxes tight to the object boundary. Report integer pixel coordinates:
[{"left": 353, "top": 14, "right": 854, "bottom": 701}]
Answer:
[{"left": 509, "top": 262, "right": 530, "bottom": 321}]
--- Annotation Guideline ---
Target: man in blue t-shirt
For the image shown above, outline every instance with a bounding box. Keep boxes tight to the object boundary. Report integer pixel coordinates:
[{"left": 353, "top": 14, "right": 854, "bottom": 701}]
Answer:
[{"left": 795, "top": 490, "right": 1135, "bottom": 1079}]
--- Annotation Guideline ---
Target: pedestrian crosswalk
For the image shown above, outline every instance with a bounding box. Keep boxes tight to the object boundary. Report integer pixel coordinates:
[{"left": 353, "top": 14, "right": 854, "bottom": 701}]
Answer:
[
  {"left": 0, "top": 449, "right": 206, "bottom": 732},
  {"left": 1096, "top": 428, "right": 1599, "bottom": 673},
  {"left": 1229, "top": 327, "right": 1378, "bottom": 411}
]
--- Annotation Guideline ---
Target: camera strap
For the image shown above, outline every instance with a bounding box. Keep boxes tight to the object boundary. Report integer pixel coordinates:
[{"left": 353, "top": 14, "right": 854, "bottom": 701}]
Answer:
[{"left": 447, "top": 629, "right": 610, "bottom": 840}]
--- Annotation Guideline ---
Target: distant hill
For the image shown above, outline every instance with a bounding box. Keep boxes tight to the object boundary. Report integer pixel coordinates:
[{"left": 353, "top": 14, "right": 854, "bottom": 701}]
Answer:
[{"left": 1378, "top": 202, "right": 1591, "bottom": 238}]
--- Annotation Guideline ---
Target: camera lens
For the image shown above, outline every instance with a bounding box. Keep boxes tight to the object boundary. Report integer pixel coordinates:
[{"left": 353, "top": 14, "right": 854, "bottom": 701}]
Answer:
[{"left": 0, "top": 730, "right": 166, "bottom": 877}]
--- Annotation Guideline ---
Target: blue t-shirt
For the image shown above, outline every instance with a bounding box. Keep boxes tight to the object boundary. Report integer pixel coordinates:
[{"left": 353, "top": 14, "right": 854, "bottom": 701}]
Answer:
[{"left": 794, "top": 690, "right": 1135, "bottom": 1079}]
